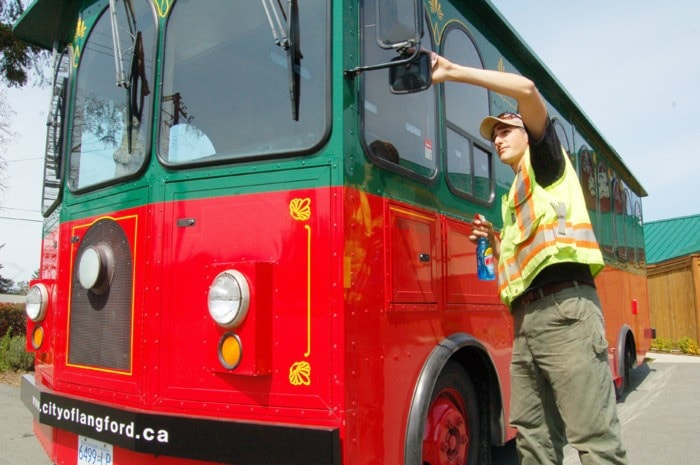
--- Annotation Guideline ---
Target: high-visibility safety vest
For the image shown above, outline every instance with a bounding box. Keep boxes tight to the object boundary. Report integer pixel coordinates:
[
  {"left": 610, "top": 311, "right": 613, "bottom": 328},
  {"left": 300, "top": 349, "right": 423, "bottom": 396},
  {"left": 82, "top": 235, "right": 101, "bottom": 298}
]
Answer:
[{"left": 497, "top": 148, "right": 605, "bottom": 307}]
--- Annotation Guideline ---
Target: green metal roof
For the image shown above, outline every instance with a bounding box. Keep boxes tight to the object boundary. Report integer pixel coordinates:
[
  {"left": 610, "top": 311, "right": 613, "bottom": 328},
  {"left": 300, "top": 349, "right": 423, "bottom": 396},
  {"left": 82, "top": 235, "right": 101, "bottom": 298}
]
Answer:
[
  {"left": 644, "top": 214, "right": 700, "bottom": 264},
  {"left": 12, "top": 0, "right": 81, "bottom": 50}
]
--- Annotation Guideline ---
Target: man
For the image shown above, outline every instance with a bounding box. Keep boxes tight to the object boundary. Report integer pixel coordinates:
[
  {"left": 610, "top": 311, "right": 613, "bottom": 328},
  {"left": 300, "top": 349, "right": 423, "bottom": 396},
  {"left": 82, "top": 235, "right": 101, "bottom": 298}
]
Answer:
[{"left": 431, "top": 53, "right": 627, "bottom": 465}]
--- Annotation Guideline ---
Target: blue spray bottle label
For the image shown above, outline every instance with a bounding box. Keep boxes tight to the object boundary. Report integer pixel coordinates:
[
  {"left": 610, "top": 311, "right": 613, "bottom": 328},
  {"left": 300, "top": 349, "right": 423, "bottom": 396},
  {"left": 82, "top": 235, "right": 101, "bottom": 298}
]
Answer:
[{"left": 475, "top": 216, "right": 495, "bottom": 281}]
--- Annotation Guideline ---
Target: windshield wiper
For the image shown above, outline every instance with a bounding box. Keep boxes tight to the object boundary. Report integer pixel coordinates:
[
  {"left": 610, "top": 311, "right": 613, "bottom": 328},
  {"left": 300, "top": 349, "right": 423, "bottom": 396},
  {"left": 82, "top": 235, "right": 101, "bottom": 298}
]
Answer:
[
  {"left": 127, "top": 32, "right": 150, "bottom": 150},
  {"left": 262, "top": 0, "right": 302, "bottom": 121},
  {"left": 287, "top": 0, "right": 301, "bottom": 120},
  {"left": 109, "top": 0, "right": 149, "bottom": 153},
  {"left": 108, "top": 0, "right": 135, "bottom": 88}
]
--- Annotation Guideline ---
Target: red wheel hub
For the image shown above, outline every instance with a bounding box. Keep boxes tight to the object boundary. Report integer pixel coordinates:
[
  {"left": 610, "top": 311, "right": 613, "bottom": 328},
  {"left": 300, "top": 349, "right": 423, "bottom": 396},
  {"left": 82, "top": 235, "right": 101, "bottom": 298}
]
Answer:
[{"left": 422, "top": 388, "right": 470, "bottom": 465}]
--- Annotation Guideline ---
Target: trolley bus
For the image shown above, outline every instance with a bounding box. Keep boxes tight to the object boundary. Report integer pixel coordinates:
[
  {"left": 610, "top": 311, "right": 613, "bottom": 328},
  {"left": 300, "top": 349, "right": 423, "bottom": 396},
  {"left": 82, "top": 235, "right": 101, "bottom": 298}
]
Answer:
[{"left": 16, "top": 0, "right": 653, "bottom": 464}]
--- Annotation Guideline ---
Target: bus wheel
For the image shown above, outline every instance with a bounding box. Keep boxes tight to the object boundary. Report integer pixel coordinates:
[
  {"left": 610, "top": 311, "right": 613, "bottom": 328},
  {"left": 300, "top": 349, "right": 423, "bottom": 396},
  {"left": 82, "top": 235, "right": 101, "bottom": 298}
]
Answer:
[
  {"left": 614, "top": 346, "right": 632, "bottom": 399},
  {"left": 422, "top": 361, "right": 480, "bottom": 465}
]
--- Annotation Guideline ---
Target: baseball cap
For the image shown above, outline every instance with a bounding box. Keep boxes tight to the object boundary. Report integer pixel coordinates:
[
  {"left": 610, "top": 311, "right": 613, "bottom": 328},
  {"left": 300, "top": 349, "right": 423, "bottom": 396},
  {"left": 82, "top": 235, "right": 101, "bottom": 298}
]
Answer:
[{"left": 479, "top": 112, "right": 524, "bottom": 140}]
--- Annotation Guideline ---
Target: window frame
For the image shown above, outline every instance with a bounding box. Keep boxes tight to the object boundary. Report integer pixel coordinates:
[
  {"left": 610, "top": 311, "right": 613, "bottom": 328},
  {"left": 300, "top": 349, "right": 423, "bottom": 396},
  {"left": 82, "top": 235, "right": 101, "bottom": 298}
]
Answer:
[
  {"left": 441, "top": 23, "right": 495, "bottom": 206},
  {"left": 359, "top": 0, "right": 439, "bottom": 185},
  {"left": 66, "top": 0, "right": 158, "bottom": 193}
]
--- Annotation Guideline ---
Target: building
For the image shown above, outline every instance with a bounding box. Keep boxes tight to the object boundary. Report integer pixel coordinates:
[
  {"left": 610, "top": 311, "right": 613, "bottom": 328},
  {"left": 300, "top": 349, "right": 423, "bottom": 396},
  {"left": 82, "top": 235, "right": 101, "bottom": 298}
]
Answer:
[
  {"left": 644, "top": 214, "right": 700, "bottom": 342},
  {"left": 0, "top": 293, "right": 26, "bottom": 304}
]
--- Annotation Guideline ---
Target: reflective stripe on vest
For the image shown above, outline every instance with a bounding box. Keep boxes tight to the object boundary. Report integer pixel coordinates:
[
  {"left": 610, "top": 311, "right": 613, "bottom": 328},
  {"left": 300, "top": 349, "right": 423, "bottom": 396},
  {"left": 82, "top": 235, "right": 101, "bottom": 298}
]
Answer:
[
  {"left": 497, "top": 220, "right": 601, "bottom": 293},
  {"left": 497, "top": 147, "right": 604, "bottom": 306}
]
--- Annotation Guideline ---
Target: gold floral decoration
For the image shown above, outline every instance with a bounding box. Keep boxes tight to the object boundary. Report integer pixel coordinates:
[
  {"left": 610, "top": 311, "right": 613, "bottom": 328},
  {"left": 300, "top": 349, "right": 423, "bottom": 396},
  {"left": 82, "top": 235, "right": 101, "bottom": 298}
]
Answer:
[
  {"left": 289, "top": 361, "right": 311, "bottom": 386},
  {"left": 74, "top": 17, "right": 86, "bottom": 41},
  {"left": 429, "top": 0, "right": 444, "bottom": 20},
  {"left": 289, "top": 198, "right": 311, "bottom": 222}
]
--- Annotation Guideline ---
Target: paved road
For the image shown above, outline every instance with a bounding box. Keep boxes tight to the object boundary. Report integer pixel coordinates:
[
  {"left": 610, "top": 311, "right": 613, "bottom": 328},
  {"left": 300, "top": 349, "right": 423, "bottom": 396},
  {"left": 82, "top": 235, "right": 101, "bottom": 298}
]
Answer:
[
  {"left": 2, "top": 352, "right": 699, "bottom": 465},
  {"left": 0, "top": 379, "right": 52, "bottom": 465},
  {"left": 492, "top": 351, "right": 700, "bottom": 465}
]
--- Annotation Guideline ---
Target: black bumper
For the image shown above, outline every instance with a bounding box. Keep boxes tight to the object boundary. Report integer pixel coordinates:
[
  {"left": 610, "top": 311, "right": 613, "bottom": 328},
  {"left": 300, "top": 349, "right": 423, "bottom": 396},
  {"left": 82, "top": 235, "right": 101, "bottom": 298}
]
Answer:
[{"left": 21, "top": 374, "right": 340, "bottom": 465}]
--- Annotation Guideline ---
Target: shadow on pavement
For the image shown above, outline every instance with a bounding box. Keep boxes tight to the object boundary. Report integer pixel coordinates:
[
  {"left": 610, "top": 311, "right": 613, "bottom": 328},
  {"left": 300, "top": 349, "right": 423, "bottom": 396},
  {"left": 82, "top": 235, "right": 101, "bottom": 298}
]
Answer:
[{"left": 617, "top": 360, "right": 653, "bottom": 403}]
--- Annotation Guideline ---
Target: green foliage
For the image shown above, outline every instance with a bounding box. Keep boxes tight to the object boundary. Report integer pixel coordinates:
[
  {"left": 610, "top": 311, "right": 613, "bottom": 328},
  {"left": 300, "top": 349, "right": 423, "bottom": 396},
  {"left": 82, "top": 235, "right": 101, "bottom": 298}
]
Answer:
[
  {"left": 650, "top": 337, "right": 700, "bottom": 355},
  {"left": 0, "top": 330, "right": 33, "bottom": 371},
  {"left": 0, "top": 302, "right": 34, "bottom": 372},
  {"left": 0, "top": 302, "right": 25, "bottom": 337},
  {"left": 678, "top": 337, "right": 700, "bottom": 355},
  {"left": 0, "top": 274, "right": 14, "bottom": 293},
  {"left": 650, "top": 337, "right": 675, "bottom": 351},
  {"left": 0, "top": 0, "right": 50, "bottom": 87}
]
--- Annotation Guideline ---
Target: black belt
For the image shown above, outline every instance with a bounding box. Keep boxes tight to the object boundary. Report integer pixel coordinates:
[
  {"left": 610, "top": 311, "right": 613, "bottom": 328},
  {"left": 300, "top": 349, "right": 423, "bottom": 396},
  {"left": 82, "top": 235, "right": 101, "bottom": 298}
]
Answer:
[{"left": 513, "top": 280, "right": 579, "bottom": 307}]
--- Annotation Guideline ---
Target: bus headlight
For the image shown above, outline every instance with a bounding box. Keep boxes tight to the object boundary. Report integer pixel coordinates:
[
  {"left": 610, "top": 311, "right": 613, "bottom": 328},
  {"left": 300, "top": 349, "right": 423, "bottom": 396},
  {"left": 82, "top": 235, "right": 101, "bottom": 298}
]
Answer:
[
  {"left": 207, "top": 270, "right": 250, "bottom": 328},
  {"left": 26, "top": 284, "right": 49, "bottom": 322},
  {"left": 77, "top": 244, "right": 114, "bottom": 295}
]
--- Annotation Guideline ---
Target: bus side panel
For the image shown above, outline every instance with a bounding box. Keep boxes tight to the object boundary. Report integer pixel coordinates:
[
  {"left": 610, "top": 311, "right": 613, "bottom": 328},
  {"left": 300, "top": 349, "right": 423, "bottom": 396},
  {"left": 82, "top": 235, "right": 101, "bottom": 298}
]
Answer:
[
  {"left": 344, "top": 189, "right": 514, "bottom": 462},
  {"left": 596, "top": 266, "right": 652, "bottom": 369}
]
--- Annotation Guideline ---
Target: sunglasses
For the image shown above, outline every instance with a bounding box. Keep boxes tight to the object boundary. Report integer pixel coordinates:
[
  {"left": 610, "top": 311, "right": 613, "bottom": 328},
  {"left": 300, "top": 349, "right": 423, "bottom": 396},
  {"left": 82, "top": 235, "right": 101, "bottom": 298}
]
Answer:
[{"left": 497, "top": 112, "right": 522, "bottom": 120}]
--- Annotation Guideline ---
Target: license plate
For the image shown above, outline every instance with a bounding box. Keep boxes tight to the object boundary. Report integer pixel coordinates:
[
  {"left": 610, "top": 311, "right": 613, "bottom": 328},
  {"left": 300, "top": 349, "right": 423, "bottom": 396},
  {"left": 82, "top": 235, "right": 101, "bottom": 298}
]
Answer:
[{"left": 78, "top": 435, "right": 113, "bottom": 465}]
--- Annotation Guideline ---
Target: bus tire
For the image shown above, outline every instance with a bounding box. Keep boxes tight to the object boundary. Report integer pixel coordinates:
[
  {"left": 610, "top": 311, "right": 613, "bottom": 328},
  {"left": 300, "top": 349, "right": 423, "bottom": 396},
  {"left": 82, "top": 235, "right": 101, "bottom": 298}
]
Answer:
[
  {"left": 614, "top": 343, "right": 632, "bottom": 399},
  {"left": 422, "top": 361, "right": 480, "bottom": 465}
]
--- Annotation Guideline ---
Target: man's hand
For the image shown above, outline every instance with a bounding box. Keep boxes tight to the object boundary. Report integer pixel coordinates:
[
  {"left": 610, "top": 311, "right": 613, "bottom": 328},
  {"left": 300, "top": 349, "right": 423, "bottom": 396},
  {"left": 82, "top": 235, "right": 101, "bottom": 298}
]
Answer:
[
  {"left": 430, "top": 52, "right": 451, "bottom": 84},
  {"left": 470, "top": 215, "right": 500, "bottom": 260}
]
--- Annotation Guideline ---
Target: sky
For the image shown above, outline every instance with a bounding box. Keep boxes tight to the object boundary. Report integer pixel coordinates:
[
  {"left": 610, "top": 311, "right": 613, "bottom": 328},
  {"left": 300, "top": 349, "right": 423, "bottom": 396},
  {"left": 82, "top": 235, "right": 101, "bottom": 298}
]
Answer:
[
  {"left": 489, "top": 0, "right": 700, "bottom": 219},
  {"left": 1, "top": 1, "right": 699, "bottom": 284}
]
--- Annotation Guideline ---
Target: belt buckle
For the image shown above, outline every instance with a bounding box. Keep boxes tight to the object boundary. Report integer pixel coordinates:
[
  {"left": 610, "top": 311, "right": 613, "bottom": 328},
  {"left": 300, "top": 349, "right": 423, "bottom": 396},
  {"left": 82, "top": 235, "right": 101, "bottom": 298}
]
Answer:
[{"left": 516, "top": 289, "right": 538, "bottom": 307}]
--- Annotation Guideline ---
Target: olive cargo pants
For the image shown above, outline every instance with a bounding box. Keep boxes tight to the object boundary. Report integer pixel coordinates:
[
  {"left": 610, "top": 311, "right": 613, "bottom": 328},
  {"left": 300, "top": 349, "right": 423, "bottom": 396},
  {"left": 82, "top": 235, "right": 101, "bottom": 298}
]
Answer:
[{"left": 509, "top": 283, "right": 627, "bottom": 465}]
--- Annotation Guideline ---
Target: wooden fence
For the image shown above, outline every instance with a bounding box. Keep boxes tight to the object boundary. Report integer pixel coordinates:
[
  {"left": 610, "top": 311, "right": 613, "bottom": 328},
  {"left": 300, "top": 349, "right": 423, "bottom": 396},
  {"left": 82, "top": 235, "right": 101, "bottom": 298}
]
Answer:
[{"left": 646, "top": 254, "right": 700, "bottom": 342}]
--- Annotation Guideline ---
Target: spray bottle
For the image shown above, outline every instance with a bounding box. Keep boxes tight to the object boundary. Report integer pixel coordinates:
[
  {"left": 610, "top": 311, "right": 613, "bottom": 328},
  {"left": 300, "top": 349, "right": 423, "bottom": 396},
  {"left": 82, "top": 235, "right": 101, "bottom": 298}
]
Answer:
[{"left": 475, "top": 214, "right": 495, "bottom": 281}]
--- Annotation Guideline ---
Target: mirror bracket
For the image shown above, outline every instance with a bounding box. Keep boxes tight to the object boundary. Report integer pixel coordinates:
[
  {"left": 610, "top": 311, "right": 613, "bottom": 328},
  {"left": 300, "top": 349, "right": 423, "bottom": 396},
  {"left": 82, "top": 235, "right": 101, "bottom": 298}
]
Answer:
[
  {"left": 344, "top": 44, "right": 420, "bottom": 79},
  {"left": 345, "top": 0, "right": 424, "bottom": 79}
]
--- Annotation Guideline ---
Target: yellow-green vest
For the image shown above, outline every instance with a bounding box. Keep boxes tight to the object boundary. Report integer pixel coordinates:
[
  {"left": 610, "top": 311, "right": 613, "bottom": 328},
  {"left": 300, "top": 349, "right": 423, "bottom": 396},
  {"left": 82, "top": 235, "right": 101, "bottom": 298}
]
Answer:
[{"left": 497, "top": 148, "right": 605, "bottom": 307}]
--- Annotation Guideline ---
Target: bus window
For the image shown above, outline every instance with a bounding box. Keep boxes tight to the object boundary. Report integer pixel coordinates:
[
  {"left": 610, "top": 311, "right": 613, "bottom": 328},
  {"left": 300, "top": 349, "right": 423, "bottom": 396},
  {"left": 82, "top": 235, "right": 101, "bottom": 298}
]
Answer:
[
  {"left": 579, "top": 147, "right": 596, "bottom": 211},
  {"left": 443, "top": 26, "right": 493, "bottom": 202},
  {"left": 634, "top": 200, "right": 645, "bottom": 263},
  {"left": 361, "top": 0, "right": 437, "bottom": 179},
  {"left": 68, "top": 0, "right": 156, "bottom": 191},
  {"left": 42, "top": 48, "right": 71, "bottom": 215},
  {"left": 624, "top": 188, "right": 637, "bottom": 262},
  {"left": 551, "top": 118, "right": 573, "bottom": 164},
  {"left": 598, "top": 161, "right": 613, "bottom": 255},
  {"left": 158, "top": 0, "right": 329, "bottom": 165},
  {"left": 613, "top": 178, "right": 627, "bottom": 261}
]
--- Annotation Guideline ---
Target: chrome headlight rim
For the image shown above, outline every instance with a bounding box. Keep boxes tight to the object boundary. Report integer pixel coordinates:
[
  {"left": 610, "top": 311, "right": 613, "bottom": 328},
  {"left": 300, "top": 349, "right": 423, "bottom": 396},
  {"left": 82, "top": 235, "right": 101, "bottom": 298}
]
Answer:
[
  {"left": 207, "top": 269, "right": 251, "bottom": 328},
  {"left": 25, "top": 283, "right": 49, "bottom": 322}
]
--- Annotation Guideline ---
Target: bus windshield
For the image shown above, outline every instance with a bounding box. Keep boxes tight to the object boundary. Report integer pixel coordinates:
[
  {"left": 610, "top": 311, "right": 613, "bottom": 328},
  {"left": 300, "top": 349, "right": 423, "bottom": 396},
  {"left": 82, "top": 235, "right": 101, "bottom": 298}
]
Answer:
[
  {"left": 68, "top": 0, "right": 156, "bottom": 191},
  {"left": 158, "top": 0, "right": 329, "bottom": 165}
]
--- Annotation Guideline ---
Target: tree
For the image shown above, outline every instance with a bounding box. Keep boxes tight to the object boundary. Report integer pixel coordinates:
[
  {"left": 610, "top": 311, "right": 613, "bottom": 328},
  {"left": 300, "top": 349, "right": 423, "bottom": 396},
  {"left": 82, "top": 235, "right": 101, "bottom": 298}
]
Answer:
[
  {"left": 0, "top": 0, "right": 49, "bottom": 88},
  {"left": 0, "top": 245, "right": 16, "bottom": 293},
  {"left": 0, "top": 273, "right": 15, "bottom": 293},
  {"left": 13, "top": 268, "right": 37, "bottom": 294}
]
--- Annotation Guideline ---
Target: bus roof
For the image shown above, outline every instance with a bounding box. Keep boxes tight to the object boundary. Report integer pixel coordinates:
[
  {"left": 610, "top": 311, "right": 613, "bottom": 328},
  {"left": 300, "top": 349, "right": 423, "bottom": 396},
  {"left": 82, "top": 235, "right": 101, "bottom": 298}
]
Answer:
[{"left": 13, "top": 0, "right": 80, "bottom": 50}]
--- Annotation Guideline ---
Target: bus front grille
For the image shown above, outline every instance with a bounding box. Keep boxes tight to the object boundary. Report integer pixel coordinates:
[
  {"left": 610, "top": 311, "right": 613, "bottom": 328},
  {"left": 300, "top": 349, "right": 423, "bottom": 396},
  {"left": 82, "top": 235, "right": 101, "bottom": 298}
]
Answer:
[{"left": 68, "top": 218, "right": 134, "bottom": 372}]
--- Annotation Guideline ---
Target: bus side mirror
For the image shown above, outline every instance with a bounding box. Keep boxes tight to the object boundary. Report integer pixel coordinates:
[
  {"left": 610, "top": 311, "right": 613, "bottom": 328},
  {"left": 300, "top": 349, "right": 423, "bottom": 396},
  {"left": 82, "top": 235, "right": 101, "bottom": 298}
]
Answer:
[{"left": 389, "top": 52, "right": 432, "bottom": 94}]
